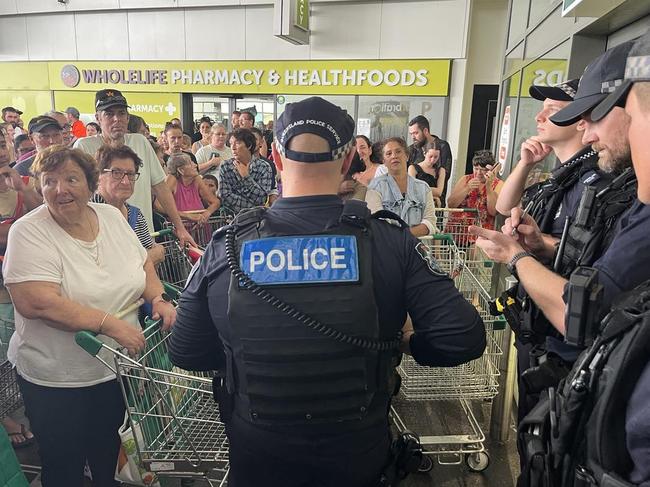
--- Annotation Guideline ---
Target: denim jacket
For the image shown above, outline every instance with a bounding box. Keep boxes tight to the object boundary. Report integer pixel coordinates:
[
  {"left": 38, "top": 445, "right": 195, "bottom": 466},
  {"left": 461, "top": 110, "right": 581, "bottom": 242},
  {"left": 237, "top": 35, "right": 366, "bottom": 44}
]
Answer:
[{"left": 369, "top": 174, "right": 430, "bottom": 226}]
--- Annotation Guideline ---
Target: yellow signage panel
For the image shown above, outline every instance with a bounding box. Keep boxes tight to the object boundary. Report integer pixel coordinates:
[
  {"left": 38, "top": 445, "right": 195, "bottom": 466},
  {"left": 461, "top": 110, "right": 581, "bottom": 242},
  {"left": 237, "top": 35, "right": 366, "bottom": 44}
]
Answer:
[
  {"left": 0, "top": 91, "right": 52, "bottom": 124},
  {"left": 48, "top": 60, "right": 451, "bottom": 96},
  {"left": 0, "top": 63, "right": 50, "bottom": 91},
  {"left": 54, "top": 91, "right": 182, "bottom": 132},
  {"left": 509, "top": 59, "right": 568, "bottom": 98}
]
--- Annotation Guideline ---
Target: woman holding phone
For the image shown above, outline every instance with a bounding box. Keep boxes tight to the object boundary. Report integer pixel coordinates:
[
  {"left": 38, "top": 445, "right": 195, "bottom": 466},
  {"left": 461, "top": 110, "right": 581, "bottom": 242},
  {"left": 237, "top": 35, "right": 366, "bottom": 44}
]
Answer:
[{"left": 195, "top": 123, "right": 232, "bottom": 178}]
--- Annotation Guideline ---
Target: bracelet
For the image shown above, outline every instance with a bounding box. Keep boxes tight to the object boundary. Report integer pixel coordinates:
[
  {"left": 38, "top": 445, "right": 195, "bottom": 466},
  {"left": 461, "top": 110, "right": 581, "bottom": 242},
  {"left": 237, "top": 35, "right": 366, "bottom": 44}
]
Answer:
[{"left": 98, "top": 312, "right": 109, "bottom": 334}]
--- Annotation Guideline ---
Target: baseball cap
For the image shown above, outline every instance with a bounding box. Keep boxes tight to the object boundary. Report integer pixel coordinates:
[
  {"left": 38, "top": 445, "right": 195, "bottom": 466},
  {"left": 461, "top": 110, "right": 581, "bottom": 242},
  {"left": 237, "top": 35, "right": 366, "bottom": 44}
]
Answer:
[
  {"left": 95, "top": 89, "right": 130, "bottom": 112},
  {"left": 274, "top": 97, "right": 355, "bottom": 163},
  {"left": 28, "top": 116, "right": 62, "bottom": 134},
  {"left": 550, "top": 40, "right": 635, "bottom": 126},
  {"left": 2, "top": 106, "right": 23, "bottom": 115},
  {"left": 592, "top": 30, "right": 650, "bottom": 121},
  {"left": 529, "top": 78, "right": 579, "bottom": 102}
]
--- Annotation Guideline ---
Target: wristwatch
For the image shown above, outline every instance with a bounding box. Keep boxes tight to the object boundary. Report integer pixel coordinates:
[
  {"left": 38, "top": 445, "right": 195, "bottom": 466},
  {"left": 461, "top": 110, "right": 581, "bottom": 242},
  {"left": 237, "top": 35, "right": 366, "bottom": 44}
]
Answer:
[
  {"left": 152, "top": 293, "right": 172, "bottom": 305},
  {"left": 507, "top": 251, "right": 532, "bottom": 280}
]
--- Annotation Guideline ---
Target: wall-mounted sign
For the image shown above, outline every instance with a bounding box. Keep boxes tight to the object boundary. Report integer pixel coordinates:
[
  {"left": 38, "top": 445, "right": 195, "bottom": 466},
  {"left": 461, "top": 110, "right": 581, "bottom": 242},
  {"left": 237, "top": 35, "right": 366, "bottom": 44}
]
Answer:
[
  {"left": 46, "top": 60, "right": 451, "bottom": 97},
  {"left": 509, "top": 59, "right": 567, "bottom": 98},
  {"left": 497, "top": 105, "right": 511, "bottom": 166},
  {"left": 274, "top": 0, "right": 309, "bottom": 45}
]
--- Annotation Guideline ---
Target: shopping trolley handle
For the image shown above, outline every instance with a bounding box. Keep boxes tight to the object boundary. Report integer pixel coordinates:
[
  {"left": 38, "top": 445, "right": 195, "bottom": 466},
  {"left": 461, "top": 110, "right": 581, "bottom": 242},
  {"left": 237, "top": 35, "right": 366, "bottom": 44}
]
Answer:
[
  {"left": 75, "top": 330, "right": 104, "bottom": 357},
  {"left": 74, "top": 299, "right": 146, "bottom": 357},
  {"left": 150, "top": 228, "right": 174, "bottom": 238}
]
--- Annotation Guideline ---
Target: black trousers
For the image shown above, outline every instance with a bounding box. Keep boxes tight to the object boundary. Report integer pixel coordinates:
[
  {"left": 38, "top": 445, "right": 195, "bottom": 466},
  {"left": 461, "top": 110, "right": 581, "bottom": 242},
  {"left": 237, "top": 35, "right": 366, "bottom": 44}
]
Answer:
[
  {"left": 18, "top": 375, "right": 125, "bottom": 487},
  {"left": 225, "top": 413, "right": 391, "bottom": 487}
]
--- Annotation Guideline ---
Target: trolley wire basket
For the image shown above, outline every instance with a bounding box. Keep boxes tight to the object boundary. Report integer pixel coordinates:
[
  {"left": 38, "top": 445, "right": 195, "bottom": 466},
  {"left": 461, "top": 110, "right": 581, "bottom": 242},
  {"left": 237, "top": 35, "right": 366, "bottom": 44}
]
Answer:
[
  {"left": 434, "top": 207, "right": 494, "bottom": 289},
  {"left": 181, "top": 209, "right": 234, "bottom": 250},
  {"left": 0, "top": 360, "right": 21, "bottom": 418},
  {"left": 391, "top": 235, "right": 505, "bottom": 473},
  {"left": 75, "top": 301, "right": 228, "bottom": 486},
  {"left": 153, "top": 229, "right": 194, "bottom": 289}
]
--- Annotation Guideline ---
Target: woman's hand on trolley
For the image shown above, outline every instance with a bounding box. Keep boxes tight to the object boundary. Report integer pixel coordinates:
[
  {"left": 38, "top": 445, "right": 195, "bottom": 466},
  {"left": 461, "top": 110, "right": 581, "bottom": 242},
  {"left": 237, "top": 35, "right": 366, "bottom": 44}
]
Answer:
[{"left": 103, "top": 316, "right": 146, "bottom": 357}]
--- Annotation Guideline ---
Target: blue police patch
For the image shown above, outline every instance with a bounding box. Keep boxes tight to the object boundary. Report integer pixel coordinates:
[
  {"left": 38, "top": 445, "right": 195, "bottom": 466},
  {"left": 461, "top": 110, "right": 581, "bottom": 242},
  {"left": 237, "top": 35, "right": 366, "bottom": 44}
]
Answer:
[{"left": 240, "top": 235, "right": 359, "bottom": 285}]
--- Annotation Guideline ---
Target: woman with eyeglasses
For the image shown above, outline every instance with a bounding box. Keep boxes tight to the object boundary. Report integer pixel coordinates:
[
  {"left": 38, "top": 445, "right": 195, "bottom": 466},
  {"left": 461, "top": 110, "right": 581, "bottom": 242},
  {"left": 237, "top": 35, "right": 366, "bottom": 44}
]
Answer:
[{"left": 93, "top": 145, "right": 165, "bottom": 265}]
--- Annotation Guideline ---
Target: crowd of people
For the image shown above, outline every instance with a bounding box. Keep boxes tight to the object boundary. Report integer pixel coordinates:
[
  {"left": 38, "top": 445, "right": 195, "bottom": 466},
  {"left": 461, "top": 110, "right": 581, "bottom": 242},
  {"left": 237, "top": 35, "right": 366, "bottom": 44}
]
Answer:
[{"left": 4, "top": 27, "right": 650, "bottom": 487}]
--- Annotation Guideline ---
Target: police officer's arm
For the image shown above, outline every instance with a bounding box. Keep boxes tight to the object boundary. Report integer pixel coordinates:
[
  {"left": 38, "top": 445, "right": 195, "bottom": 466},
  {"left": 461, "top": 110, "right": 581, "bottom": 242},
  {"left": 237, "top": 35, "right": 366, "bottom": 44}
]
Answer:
[
  {"left": 403, "top": 233, "right": 486, "bottom": 366},
  {"left": 169, "top": 243, "right": 226, "bottom": 371},
  {"left": 470, "top": 225, "right": 567, "bottom": 334}
]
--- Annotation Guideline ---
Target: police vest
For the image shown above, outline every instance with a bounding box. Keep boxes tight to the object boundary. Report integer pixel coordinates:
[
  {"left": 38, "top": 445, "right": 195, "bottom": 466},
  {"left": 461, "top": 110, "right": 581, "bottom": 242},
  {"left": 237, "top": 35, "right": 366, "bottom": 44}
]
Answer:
[
  {"left": 522, "top": 148, "right": 599, "bottom": 236},
  {"left": 559, "top": 167, "right": 637, "bottom": 279},
  {"left": 515, "top": 152, "right": 610, "bottom": 345},
  {"left": 518, "top": 279, "right": 650, "bottom": 487},
  {"left": 225, "top": 201, "right": 401, "bottom": 428}
]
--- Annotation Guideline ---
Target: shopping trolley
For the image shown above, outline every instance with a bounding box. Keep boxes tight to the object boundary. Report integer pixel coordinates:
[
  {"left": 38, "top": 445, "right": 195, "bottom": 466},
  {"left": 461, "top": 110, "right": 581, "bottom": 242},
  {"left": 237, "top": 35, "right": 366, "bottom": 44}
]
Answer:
[
  {"left": 152, "top": 229, "right": 195, "bottom": 288},
  {"left": 391, "top": 234, "right": 505, "bottom": 472},
  {"left": 180, "top": 209, "right": 234, "bottom": 250},
  {"left": 0, "top": 304, "right": 21, "bottom": 419},
  {"left": 434, "top": 207, "right": 494, "bottom": 289},
  {"left": 75, "top": 298, "right": 229, "bottom": 486}
]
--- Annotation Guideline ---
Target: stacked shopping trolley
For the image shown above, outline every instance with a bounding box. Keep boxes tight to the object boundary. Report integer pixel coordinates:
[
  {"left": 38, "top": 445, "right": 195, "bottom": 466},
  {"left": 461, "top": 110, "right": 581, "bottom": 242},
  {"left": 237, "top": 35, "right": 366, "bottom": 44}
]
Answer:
[{"left": 391, "top": 221, "right": 505, "bottom": 473}]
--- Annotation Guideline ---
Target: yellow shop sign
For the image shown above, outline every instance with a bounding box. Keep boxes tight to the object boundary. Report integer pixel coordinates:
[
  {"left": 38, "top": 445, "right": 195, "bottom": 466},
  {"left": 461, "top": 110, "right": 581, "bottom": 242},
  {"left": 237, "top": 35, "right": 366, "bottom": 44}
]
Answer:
[{"left": 48, "top": 60, "right": 451, "bottom": 96}]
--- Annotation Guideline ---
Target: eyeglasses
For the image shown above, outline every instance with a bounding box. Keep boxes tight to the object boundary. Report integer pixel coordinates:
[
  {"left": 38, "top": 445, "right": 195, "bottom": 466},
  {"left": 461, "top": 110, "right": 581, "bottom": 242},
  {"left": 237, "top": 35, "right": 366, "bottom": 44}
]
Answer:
[{"left": 103, "top": 168, "right": 140, "bottom": 181}]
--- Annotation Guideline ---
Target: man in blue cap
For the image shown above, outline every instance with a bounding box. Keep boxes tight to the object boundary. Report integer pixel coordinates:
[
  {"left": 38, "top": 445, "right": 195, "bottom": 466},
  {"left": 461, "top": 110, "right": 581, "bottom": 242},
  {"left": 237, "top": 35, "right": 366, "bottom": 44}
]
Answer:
[{"left": 168, "top": 96, "right": 486, "bottom": 486}]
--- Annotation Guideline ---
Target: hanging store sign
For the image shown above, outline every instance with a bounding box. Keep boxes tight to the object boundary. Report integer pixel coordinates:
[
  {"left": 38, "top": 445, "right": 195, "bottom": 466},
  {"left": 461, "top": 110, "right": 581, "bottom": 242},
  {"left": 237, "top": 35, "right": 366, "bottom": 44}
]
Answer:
[
  {"left": 46, "top": 60, "right": 451, "bottom": 97},
  {"left": 274, "top": 0, "right": 310, "bottom": 45}
]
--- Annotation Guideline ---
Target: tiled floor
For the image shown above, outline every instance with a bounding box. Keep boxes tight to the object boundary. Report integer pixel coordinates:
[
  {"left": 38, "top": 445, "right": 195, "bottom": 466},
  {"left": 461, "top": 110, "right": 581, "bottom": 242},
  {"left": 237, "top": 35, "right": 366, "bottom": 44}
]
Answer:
[{"left": 10, "top": 398, "right": 519, "bottom": 487}]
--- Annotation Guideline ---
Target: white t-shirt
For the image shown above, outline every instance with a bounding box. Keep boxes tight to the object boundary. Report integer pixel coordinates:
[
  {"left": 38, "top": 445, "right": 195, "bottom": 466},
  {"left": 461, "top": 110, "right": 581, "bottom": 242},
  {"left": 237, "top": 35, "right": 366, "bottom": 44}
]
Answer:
[
  {"left": 74, "top": 134, "right": 166, "bottom": 231},
  {"left": 4, "top": 203, "right": 147, "bottom": 388},
  {"left": 195, "top": 144, "right": 233, "bottom": 178}
]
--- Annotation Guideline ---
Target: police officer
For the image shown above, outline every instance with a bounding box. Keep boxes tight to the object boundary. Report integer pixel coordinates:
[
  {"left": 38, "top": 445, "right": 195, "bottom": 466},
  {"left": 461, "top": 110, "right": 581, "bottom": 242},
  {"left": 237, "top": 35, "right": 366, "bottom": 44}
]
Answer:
[
  {"left": 509, "top": 30, "right": 650, "bottom": 487},
  {"left": 495, "top": 78, "right": 605, "bottom": 426},
  {"left": 168, "top": 97, "right": 486, "bottom": 487}
]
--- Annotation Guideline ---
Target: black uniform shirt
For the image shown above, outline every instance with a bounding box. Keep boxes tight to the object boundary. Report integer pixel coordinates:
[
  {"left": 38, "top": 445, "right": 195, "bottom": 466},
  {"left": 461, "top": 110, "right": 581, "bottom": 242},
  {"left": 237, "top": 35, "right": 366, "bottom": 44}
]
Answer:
[{"left": 169, "top": 195, "right": 485, "bottom": 373}]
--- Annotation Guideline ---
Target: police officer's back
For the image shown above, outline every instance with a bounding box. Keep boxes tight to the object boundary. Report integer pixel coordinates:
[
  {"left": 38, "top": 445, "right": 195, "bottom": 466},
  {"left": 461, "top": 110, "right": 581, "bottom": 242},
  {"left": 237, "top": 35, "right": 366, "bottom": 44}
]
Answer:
[{"left": 169, "top": 97, "right": 486, "bottom": 487}]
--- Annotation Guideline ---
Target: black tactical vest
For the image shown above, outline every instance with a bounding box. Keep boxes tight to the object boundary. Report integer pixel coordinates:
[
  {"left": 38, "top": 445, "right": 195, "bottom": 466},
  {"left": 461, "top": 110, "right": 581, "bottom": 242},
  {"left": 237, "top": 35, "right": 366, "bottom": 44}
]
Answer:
[
  {"left": 558, "top": 167, "right": 637, "bottom": 279},
  {"left": 518, "top": 280, "right": 650, "bottom": 487},
  {"left": 225, "top": 202, "right": 400, "bottom": 428}
]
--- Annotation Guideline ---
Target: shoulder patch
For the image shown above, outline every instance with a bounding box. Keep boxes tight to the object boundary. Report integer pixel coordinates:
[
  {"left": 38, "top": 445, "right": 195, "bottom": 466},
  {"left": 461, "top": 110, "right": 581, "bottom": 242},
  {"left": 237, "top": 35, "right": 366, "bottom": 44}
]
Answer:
[{"left": 415, "top": 241, "right": 447, "bottom": 277}]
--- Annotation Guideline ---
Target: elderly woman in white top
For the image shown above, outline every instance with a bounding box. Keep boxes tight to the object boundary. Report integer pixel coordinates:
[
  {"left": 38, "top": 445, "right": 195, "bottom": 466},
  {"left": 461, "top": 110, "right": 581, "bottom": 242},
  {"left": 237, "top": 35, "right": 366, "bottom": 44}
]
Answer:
[
  {"left": 368, "top": 137, "right": 437, "bottom": 237},
  {"left": 3, "top": 145, "right": 176, "bottom": 487}
]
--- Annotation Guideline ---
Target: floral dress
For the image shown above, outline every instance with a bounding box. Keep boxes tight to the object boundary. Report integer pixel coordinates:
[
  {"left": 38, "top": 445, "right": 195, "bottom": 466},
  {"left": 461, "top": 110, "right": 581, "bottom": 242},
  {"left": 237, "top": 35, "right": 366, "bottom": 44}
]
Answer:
[{"left": 446, "top": 175, "right": 499, "bottom": 245}]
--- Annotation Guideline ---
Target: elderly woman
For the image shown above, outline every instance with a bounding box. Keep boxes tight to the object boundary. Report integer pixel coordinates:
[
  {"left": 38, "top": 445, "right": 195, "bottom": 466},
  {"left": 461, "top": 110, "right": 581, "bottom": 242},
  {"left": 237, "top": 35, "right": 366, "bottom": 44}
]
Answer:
[
  {"left": 195, "top": 123, "right": 232, "bottom": 177},
  {"left": 368, "top": 137, "right": 437, "bottom": 237},
  {"left": 163, "top": 153, "right": 220, "bottom": 223},
  {"left": 408, "top": 140, "right": 447, "bottom": 207},
  {"left": 3, "top": 145, "right": 176, "bottom": 487},
  {"left": 92, "top": 145, "right": 165, "bottom": 265},
  {"left": 446, "top": 150, "right": 503, "bottom": 244}
]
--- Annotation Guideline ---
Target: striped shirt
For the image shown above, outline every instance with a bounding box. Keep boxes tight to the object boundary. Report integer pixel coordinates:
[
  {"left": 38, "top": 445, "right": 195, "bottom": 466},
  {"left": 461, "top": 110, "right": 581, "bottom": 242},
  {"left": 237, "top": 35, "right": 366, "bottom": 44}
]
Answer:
[{"left": 91, "top": 194, "right": 155, "bottom": 250}]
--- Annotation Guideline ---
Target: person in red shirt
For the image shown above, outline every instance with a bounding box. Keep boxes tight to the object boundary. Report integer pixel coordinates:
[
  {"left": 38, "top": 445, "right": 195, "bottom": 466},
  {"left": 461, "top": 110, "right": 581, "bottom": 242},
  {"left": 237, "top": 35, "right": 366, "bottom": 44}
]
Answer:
[{"left": 65, "top": 106, "right": 86, "bottom": 139}]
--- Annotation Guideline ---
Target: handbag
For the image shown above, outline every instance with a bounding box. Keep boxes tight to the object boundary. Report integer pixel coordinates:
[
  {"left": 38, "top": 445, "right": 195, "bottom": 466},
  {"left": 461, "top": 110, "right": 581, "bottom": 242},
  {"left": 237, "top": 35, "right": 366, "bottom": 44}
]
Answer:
[{"left": 115, "top": 413, "right": 161, "bottom": 487}]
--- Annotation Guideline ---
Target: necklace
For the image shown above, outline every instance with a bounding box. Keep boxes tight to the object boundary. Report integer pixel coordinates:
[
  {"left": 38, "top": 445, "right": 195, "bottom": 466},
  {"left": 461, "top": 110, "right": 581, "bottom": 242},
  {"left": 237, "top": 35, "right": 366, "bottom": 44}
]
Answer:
[{"left": 70, "top": 208, "right": 101, "bottom": 266}]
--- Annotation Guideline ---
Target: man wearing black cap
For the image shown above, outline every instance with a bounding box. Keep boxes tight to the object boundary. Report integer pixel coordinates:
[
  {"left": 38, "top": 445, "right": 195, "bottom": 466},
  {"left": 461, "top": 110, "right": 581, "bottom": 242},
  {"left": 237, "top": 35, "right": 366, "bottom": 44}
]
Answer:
[
  {"left": 168, "top": 96, "right": 486, "bottom": 487},
  {"left": 14, "top": 116, "right": 63, "bottom": 177},
  {"left": 497, "top": 78, "right": 601, "bottom": 237},
  {"left": 75, "top": 89, "right": 195, "bottom": 245},
  {"left": 1, "top": 107, "right": 22, "bottom": 127}
]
